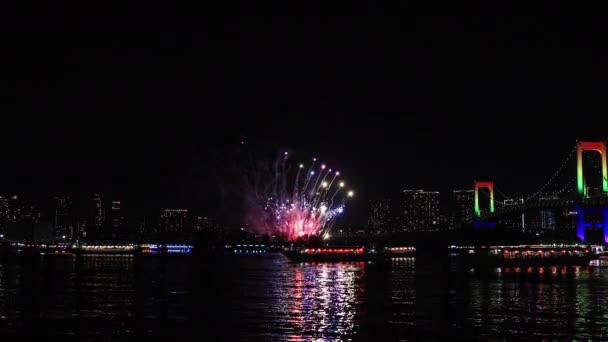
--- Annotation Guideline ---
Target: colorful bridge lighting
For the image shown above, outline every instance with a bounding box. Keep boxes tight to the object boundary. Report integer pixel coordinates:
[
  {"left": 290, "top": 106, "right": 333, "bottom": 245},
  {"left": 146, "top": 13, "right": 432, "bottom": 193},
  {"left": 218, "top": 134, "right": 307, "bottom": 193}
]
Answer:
[
  {"left": 474, "top": 181, "right": 494, "bottom": 217},
  {"left": 575, "top": 205, "right": 608, "bottom": 244},
  {"left": 576, "top": 141, "right": 608, "bottom": 198}
]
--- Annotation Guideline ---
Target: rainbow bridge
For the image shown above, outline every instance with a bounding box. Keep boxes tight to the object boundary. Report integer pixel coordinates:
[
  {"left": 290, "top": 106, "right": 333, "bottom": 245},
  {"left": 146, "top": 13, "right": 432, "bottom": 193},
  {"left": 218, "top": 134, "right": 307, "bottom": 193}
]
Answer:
[{"left": 474, "top": 141, "right": 608, "bottom": 244}]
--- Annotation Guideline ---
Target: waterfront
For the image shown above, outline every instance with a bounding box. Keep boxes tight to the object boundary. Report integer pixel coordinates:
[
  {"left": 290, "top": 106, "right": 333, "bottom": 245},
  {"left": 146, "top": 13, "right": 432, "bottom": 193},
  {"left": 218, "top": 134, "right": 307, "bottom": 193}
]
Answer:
[{"left": 2, "top": 253, "right": 608, "bottom": 340}]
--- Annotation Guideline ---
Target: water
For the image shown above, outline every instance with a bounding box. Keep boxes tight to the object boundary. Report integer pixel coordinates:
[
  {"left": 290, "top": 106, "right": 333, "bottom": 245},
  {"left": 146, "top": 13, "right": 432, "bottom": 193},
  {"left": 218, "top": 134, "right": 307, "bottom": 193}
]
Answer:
[{"left": 2, "top": 253, "right": 608, "bottom": 340}]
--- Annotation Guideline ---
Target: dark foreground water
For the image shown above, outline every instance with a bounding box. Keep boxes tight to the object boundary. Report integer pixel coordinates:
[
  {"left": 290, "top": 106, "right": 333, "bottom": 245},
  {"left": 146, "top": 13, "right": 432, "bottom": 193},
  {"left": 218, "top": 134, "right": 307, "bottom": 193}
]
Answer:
[{"left": 2, "top": 253, "right": 608, "bottom": 340}]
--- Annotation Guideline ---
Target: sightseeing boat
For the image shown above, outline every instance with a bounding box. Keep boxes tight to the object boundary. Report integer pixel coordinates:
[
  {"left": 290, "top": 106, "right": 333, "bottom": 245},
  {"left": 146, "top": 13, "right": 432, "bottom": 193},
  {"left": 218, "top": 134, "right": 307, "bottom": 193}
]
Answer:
[
  {"left": 461, "top": 245, "right": 596, "bottom": 267},
  {"left": 283, "top": 246, "right": 381, "bottom": 262},
  {"left": 283, "top": 245, "right": 417, "bottom": 262},
  {"left": 384, "top": 246, "right": 416, "bottom": 257}
]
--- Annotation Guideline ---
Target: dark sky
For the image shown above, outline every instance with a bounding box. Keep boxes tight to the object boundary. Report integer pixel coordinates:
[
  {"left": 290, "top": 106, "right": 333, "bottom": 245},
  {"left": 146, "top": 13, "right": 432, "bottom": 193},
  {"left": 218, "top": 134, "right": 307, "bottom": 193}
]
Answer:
[{"left": 2, "top": 2, "right": 608, "bottom": 225}]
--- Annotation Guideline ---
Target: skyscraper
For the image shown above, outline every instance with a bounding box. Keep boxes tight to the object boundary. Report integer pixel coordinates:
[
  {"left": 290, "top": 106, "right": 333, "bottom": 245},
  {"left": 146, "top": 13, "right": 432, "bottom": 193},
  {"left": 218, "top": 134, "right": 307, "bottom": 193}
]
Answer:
[
  {"left": 539, "top": 196, "right": 558, "bottom": 231},
  {"left": 160, "top": 209, "right": 188, "bottom": 233},
  {"left": 0, "top": 196, "right": 9, "bottom": 236},
  {"left": 367, "top": 199, "right": 392, "bottom": 234},
  {"left": 402, "top": 190, "right": 440, "bottom": 232},
  {"left": 452, "top": 190, "right": 474, "bottom": 228},
  {"left": 54, "top": 195, "right": 72, "bottom": 239},
  {"left": 93, "top": 193, "right": 105, "bottom": 228},
  {"left": 540, "top": 210, "right": 557, "bottom": 230},
  {"left": 194, "top": 216, "right": 216, "bottom": 232},
  {"left": 110, "top": 200, "right": 123, "bottom": 229}
]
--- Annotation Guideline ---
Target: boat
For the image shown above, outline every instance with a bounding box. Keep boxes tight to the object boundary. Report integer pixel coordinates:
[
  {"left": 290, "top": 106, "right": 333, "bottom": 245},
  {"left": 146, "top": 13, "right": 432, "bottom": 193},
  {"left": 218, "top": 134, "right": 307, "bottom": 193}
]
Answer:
[
  {"left": 460, "top": 245, "right": 596, "bottom": 267},
  {"left": 283, "top": 246, "right": 383, "bottom": 262},
  {"left": 282, "top": 245, "right": 416, "bottom": 262},
  {"left": 75, "top": 244, "right": 137, "bottom": 254},
  {"left": 384, "top": 246, "right": 416, "bottom": 257}
]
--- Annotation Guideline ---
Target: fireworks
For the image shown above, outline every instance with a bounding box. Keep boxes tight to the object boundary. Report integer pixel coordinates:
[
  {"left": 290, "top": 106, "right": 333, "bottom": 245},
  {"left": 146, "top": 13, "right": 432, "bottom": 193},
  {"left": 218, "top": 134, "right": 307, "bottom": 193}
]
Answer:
[{"left": 244, "top": 151, "right": 354, "bottom": 241}]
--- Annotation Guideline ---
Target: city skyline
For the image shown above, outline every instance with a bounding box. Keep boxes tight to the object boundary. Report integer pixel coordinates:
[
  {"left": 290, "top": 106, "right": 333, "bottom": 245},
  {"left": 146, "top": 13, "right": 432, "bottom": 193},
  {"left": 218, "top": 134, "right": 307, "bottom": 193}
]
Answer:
[
  {"left": 4, "top": 2, "right": 608, "bottom": 340},
  {"left": 2, "top": 184, "right": 558, "bottom": 241},
  {"left": 4, "top": 3, "right": 608, "bottom": 229}
]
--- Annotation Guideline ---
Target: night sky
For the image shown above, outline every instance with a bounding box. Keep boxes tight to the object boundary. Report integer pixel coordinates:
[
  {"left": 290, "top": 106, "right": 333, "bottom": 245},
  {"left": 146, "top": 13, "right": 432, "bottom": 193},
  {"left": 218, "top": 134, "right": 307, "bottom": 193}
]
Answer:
[{"left": 3, "top": 3, "right": 608, "bottom": 225}]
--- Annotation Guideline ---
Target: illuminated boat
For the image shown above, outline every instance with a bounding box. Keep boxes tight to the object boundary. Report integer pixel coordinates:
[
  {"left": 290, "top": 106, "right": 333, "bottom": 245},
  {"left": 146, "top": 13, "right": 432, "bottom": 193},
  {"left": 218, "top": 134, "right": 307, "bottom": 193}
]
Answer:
[
  {"left": 75, "top": 244, "right": 137, "bottom": 254},
  {"left": 227, "top": 244, "right": 270, "bottom": 255},
  {"left": 384, "top": 246, "right": 416, "bottom": 257},
  {"left": 139, "top": 244, "right": 193, "bottom": 254},
  {"left": 461, "top": 245, "right": 596, "bottom": 267},
  {"left": 283, "top": 246, "right": 382, "bottom": 262}
]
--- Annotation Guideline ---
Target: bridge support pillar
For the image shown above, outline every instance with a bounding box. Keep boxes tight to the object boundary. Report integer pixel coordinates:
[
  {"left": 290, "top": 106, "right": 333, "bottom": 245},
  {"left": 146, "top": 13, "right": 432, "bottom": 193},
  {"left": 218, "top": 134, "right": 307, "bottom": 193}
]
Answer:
[
  {"left": 576, "top": 205, "right": 585, "bottom": 242},
  {"left": 473, "top": 220, "right": 495, "bottom": 230},
  {"left": 575, "top": 205, "right": 608, "bottom": 244},
  {"left": 604, "top": 208, "right": 608, "bottom": 245}
]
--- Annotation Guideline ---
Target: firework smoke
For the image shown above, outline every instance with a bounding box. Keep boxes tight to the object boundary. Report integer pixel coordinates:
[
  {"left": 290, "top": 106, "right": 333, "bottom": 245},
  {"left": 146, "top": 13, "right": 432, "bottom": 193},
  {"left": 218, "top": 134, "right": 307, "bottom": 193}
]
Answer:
[{"left": 244, "top": 151, "right": 354, "bottom": 241}]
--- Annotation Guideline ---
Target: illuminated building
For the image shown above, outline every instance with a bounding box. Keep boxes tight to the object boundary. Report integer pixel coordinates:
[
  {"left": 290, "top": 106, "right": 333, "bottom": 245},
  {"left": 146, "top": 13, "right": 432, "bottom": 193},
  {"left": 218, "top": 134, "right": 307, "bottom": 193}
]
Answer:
[
  {"left": 540, "top": 210, "right": 557, "bottom": 230},
  {"left": 367, "top": 199, "right": 392, "bottom": 234},
  {"left": 401, "top": 190, "right": 440, "bottom": 232},
  {"left": 160, "top": 209, "right": 188, "bottom": 233},
  {"left": 194, "top": 216, "right": 216, "bottom": 232},
  {"left": 2, "top": 196, "right": 40, "bottom": 241},
  {"left": 452, "top": 190, "right": 474, "bottom": 228},
  {"left": 110, "top": 200, "right": 123, "bottom": 228},
  {"left": 77, "top": 219, "right": 88, "bottom": 239},
  {"left": 136, "top": 218, "right": 150, "bottom": 237},
  {"left": 93, "top": 193, "right": 105, "bottom": 228},
  {"left": 54, "top": 195, "right": 72, "bottom": 239},
  {"left": 539, "top": 196, "right": 559, "bottom": 231},
  {"left": 501, "top": 198, "right": 525, "bottom": 232},
  {"left": 0, "top": 196, "right": 9, "bottom": 234}
]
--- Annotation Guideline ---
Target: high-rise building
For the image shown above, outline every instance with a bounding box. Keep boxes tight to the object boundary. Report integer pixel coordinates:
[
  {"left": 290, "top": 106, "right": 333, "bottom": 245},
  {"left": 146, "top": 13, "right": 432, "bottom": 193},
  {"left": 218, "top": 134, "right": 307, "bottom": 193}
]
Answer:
[
  {"left": 54, "top": 195, "right": 72, "bottom": 239},
  {"left": 0, "top": 196, "right": 9, "bottom": 234},
  {"left": 11, "top": 200, "right": 39, "bottom": 224},
  {"left": 452, "top": 190, "right": 474, "bottom": 228},
  {"left": 136, "top": 218, "right": 150, "bottom": 237},
  {"left": 540, "top": 210, "right": 557, "bottom": 230},
  {"left": 93, "top": 193, "right": 105, "bottom": 228},
  {"left": 194, "top": 216, "right": 218, "bottom": 232},
  {"left": 367, "top": 199, "right": 392, "bottom": 234},
  {"left": 538, "top": 196, "right": 559, "bottom": 231},
  {"left": 160, "top": 209, "right": 188, "bottom": 233},
  {"left": 77, "top": 219, "right": 88, "bottom": 239},
  {"left": 502, "top": 198, "right": 525, "bottom": 232},
  {"left": 8, "top": 195, "right": 19, "bottom": 223},
  {"left": 402, "top": 190, "right": 440, "bottom": 232},
  {"left": 110, "top": 200, "right": 123, "bottom": 228}
]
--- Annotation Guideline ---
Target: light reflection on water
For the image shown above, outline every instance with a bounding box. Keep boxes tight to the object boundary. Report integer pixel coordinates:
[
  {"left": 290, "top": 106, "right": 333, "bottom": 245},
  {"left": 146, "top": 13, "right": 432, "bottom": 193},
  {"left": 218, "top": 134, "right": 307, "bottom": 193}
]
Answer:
[{"left": 2, "top": 253, "right": 608, "bottom": 340}]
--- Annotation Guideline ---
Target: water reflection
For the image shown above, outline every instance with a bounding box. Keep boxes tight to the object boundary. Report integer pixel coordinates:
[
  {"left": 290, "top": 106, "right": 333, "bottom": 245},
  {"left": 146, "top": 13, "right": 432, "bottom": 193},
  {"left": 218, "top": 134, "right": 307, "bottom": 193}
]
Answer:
[
  {"left": 2, "top": 253, "right": 608, "bottom": 339},
  {"left": 286, "top": 262, "right": 365, "bottom": 340},
  {"left": 464, "top": 265, "right": 608, "bottom": 340}
]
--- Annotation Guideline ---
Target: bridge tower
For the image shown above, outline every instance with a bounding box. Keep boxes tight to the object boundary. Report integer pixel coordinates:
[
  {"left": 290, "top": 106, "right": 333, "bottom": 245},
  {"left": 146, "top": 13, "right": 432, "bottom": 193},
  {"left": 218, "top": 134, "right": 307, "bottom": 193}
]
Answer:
[
  {"left": 473, "top": 181, "right": 495, "bottom": 229},
  {"left": 576, "top": 141, "right": 608, "bottom": 198},
  {"left": 474, "top": 181, "right": 494, "bottom": 217},
  {"left": 576, "top": 141, "right": 608, "bottom": 243}
]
